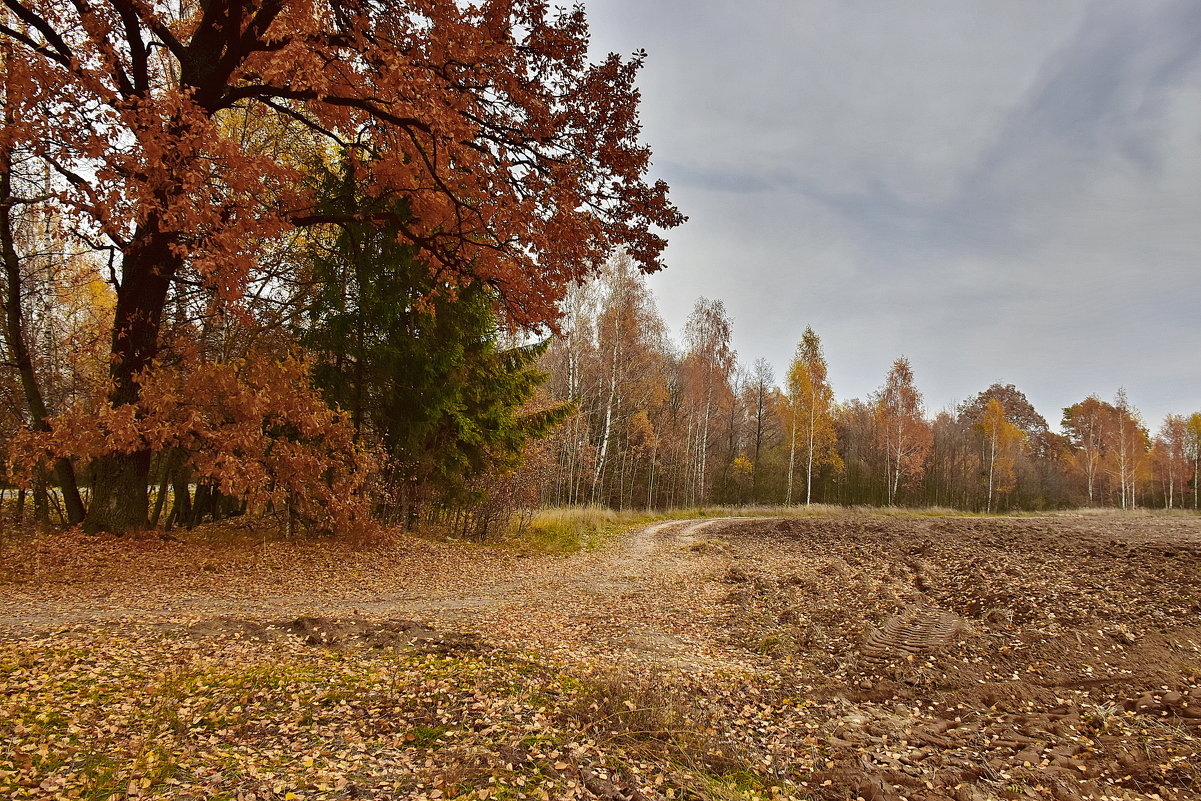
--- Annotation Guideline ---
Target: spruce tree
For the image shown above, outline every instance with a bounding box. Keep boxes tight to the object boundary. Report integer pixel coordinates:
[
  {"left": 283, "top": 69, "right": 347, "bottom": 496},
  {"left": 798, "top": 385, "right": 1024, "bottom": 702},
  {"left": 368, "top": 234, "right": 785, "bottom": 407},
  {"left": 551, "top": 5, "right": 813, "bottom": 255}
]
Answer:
[{"left": 301, "top": 161, "right": 568, "bottom": 525}]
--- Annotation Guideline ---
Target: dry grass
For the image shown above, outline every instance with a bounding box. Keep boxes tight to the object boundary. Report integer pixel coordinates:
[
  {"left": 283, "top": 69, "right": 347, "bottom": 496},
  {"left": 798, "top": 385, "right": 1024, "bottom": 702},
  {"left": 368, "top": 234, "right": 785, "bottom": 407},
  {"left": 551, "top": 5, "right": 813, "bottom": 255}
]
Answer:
[
  {"left": 506, "top": 505, "right": 657, "bottom": 553},
  {"left": 504, "top": 503, "right": 1023, "bottom": 554}
]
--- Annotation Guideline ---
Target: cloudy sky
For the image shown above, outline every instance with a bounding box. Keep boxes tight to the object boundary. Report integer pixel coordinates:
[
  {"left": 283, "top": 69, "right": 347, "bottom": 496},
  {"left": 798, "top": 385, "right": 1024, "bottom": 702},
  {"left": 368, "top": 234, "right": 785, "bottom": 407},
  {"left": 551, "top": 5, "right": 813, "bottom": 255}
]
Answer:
[{"left": 584, "top": 0, "right": 1201, "bottom": 429}]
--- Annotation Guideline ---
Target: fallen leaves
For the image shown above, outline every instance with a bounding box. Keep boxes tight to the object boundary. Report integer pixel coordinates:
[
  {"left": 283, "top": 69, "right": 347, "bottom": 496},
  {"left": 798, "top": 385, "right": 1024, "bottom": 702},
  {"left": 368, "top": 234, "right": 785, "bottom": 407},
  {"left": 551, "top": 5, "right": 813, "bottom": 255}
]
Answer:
[{"left": 2, "top": 632, "right": 590, "bottom": 799}]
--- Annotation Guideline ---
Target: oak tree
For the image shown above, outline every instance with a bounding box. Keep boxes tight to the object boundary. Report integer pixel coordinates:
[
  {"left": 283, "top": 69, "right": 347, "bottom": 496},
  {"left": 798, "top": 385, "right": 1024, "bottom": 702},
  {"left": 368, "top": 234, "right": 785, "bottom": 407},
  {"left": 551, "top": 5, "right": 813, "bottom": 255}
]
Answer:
[{"left": 1, "top": 0, "right": 682, "bottom": 531}]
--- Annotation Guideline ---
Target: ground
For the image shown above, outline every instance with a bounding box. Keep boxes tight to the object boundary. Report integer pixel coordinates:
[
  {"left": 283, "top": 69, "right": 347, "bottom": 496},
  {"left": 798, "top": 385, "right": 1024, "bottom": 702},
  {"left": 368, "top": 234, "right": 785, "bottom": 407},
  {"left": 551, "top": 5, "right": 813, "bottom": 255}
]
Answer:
[{"left": 1, "top": 510, "right": 1199, "bottom": 801}]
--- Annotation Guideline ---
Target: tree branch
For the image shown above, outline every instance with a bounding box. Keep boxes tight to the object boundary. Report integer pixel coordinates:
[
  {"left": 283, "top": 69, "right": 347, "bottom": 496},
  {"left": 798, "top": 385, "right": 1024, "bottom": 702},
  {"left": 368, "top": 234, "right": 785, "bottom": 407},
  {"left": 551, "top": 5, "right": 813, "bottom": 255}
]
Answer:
[
  {"left": 0, "top": 22, "right": 70, "bottom": 68},
  {"left": 1, "top": 0, "right": 74, "bottom": 64},
  {"left": 218, "top": 84, "right": 433, "bottom": 135},
  {"left": 68, "top": 0, "right": 134, "bottom": 97},
  {"left": 108, "top": 0, "right": 150, "bottom": 94},
  {"left": 260, "top": 98, "right": 347, "bottom": 148}
]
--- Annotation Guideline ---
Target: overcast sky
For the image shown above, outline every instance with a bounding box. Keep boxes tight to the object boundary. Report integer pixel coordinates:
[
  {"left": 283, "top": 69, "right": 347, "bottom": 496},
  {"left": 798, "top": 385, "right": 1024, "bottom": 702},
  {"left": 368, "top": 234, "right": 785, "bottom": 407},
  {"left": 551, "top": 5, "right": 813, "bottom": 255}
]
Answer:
[{"left": 584, "top": 0, "right": 1201, "bottom": 430}]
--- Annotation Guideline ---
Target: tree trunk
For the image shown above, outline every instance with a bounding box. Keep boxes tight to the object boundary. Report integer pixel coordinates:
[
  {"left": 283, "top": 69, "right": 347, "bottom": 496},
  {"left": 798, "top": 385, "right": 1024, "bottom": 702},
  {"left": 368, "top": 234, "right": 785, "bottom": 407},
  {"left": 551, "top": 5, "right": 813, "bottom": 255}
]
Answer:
[
  {"left": 786, "top": 404, "right": 798, "bottom": 507},
  {"left": 85, "top": 218, "right": 177, "bottom": 533},
  {"left": 1085, "top": 453, "right": 1094, "bottom": 505},
  {"left": 889, "top": 421, "right": 905, "bottom": 506},
  {"left": 90, "top": 451, "right": 154, "bottom": 531},
  {"left": 167, "top": 463, "right": 192, "bottom": 530},
  {"left": 986, "top": 432, "right": 996, "bottom": 513},
  {"left": 805, "top": 391, "right": 816, "bottom": 505},
  {"left": 699, "top": 385, "right": 712, "bottom": 505},
  {"left": 592, "top": 359, "right": 617, "bottom": 503},
  {"left": 646, "top": 436, "right": 656, "bottom": 511},
  {"left": 33, "top": 469, "right": 49, "bottom": 525},
  {"left": 287, "top": 493, "right": 298, "bottom": 537},
  {"left": 683, "top": 414, "right": 695, "bottom": 506},
  {"left": 0, "top": 148, "right": 86, "bottom": 526},
  {"left": 148, "top": 450, "right": 178, "bottom": 529},
  {"left": 752, "top": 382, "right": 765, "bottom": 503}
]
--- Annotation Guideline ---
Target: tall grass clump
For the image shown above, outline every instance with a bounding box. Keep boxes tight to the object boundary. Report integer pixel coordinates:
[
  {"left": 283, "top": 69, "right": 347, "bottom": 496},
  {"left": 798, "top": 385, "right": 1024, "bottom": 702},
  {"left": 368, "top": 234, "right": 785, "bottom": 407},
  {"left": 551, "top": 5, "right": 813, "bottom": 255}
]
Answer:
[{"left": 510, "top": 506, "right": 654, "bottom": 553}]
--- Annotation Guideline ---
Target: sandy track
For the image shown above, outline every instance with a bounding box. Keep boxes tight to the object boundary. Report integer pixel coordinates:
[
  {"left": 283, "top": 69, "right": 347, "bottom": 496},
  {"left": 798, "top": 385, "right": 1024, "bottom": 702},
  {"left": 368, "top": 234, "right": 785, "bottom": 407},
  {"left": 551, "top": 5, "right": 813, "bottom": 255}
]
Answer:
[{"left": 0, "top": 518, "right": 760, "bottom": 663}]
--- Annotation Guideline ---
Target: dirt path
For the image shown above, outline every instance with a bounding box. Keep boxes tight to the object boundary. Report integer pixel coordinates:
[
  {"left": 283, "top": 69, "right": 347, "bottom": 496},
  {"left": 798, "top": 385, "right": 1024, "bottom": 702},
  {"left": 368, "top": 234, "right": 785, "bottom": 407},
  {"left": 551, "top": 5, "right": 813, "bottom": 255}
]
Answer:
[
  {"left": 0, "top": 517, "right": 766, "bottom": 675},
  {"left": 391, "top": 517, "right": 773, "bottom": 672},
  {"left": 358, "top": 517, "right": 733, "bottom": 617}
]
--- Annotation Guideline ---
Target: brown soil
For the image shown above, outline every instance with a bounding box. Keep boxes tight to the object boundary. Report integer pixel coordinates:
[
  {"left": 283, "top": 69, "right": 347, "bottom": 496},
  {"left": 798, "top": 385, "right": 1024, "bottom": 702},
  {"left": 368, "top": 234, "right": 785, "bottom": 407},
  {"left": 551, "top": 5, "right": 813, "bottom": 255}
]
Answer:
[
  {"left": 2, "top": 512, "right": 1199, "bottom": 800},
  {"left": 704, "top": 514, "right": 1201, "bottom": 801}
]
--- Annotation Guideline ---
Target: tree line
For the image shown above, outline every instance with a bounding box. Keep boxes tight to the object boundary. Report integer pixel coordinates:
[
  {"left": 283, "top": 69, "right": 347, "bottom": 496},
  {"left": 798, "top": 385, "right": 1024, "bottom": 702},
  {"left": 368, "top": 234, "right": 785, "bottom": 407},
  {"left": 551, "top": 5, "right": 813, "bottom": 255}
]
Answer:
[{"left": 534, "top": 257, "right": 1201, "bottom": 513}]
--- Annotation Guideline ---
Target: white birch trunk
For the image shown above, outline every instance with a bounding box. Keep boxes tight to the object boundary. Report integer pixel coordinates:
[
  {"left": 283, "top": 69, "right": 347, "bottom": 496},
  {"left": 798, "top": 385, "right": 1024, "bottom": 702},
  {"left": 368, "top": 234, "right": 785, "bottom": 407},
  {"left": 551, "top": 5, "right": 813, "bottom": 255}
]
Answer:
[{"left": 786, "top": 402, "right": 798, "bottom": 507}]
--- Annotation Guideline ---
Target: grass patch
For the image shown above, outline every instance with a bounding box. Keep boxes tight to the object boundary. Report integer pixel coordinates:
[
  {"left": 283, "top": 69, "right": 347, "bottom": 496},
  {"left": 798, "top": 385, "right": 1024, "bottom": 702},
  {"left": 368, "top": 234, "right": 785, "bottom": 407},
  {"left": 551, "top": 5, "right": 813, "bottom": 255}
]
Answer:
[{"left": 507, "top": 505, "right": 658, "bottom": 553}]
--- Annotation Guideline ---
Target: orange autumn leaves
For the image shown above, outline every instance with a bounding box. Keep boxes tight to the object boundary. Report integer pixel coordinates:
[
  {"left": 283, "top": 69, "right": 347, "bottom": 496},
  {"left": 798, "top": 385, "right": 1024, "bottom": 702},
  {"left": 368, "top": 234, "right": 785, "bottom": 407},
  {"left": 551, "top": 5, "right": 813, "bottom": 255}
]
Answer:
[
  {"left": 976, "top": 398, "right": 1025, "bottom": 512},
  {"left": 873, "top": 357, "right": 932, "bottom": 505},
  {"left": 11, "top": 0, "right": 681, "bottom": 326},
  {"left": 13, "top": 356, "right": 376, "bottom": 534}
]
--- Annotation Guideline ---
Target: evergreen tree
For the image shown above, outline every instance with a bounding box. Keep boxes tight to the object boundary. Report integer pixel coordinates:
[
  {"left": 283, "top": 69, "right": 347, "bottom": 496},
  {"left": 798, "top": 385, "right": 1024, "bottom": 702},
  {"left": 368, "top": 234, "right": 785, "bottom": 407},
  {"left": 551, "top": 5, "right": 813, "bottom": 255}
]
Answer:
[{"left": 301, "top": 162, "right": 569, "bottom": 524}]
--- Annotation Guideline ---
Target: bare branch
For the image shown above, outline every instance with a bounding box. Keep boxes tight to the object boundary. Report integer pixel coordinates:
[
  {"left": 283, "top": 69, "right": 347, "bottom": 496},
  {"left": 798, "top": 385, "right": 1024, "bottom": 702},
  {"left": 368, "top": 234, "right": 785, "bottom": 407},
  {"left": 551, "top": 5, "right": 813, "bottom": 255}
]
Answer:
[{"left": 1, "top": 0, "right": 74, "bottom": 64}]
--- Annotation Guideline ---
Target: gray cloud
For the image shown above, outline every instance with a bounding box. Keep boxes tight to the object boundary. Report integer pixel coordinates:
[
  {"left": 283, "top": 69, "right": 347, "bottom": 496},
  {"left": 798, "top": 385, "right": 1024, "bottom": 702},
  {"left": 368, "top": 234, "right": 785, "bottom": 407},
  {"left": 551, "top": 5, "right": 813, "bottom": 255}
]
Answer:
[{"left": 588, "top": 0, "right": 1201, "bottom": 426}]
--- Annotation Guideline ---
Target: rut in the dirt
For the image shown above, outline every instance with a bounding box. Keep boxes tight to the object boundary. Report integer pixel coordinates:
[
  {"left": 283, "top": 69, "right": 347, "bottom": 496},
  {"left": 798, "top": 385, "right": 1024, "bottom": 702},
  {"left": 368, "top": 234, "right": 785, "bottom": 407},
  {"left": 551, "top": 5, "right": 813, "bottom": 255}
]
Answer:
[{"left": 861, "top": 607, "right": 966, "bottom": 661}]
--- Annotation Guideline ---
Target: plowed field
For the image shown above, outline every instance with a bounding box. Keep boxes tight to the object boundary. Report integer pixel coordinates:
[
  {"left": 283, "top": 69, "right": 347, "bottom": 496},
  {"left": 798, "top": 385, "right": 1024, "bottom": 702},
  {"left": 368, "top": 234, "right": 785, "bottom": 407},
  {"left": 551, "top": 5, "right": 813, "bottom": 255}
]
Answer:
[{"left": 703, "top": 515, "right": 1201, "bottom": 801}]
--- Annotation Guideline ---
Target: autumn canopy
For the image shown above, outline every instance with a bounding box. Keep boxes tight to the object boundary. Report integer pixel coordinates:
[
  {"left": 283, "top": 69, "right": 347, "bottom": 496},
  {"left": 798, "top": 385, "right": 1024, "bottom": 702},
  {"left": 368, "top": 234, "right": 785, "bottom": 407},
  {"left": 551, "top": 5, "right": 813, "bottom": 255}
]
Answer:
[{"left": 0, "top": 0, "right": 682, "bottom": 531}]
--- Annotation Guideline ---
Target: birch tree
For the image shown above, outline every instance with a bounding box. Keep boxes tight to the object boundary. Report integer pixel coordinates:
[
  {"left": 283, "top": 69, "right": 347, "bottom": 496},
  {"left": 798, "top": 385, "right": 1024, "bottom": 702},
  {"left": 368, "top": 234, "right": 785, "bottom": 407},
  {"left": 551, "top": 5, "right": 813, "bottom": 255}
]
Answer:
[
  {"left": 1111, "top": 389, "right": 1149, "bottom": 509},
  {"left": 975, "top": 398, "right": 1025, "bottom": 512},
  {"left": 1149, "top": 415, "right": 1188, "bottom": 508},
  {"left": 682, "top": 298, "right": 734, "bottom": 505},
  {"left": 589, "top": 253, "right": 669, "bottom": 505},
  {"left": 926, "top": 410, "right": 979, "bottom": 509},
  {"left": 872, "top": 357, "right": 932, "bottom": 505},
  {"left": 785, "top": 327, "right": 839, "bottom": 505},
  {"left": 748, "top": 358, "right": 774, "bottom": 502},
  {"left": 1188, "top": 413, "right": 1201, "bottom": 511},
  {"left": 1061, "top": 396, "right": 1115, "bottom": 505}
]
